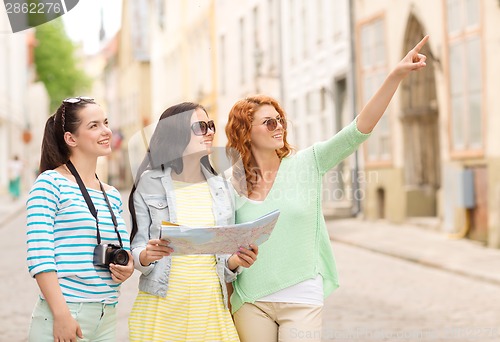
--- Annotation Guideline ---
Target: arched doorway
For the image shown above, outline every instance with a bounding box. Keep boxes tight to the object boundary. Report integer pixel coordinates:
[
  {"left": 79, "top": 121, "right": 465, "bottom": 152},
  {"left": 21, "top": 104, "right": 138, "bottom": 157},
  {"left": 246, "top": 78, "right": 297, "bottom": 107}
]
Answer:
[{"left": 400, "top": 15, "right": 440, "bottom": 217}]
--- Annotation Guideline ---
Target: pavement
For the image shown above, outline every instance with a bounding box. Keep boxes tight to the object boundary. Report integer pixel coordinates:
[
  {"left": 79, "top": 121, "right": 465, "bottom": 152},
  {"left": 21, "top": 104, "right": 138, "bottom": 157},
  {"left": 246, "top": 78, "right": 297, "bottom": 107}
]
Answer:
[
  {"left": 5, "top": 192, "right": 500, "bottom": 287},
  {"left": 0, "top": 194, "right": 27, "bottom": 228},
  {"left": 326, "top": 218, "right": 500, "bottom": 286}
]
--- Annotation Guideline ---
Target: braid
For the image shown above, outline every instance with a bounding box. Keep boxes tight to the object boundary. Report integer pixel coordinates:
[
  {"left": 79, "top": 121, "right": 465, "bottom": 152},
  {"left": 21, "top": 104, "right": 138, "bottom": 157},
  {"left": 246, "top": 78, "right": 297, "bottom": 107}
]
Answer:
[
  {"left": 53, "top": 105, "right": 66, "bottom": 132},
  {"left": 61, "top": 105, "right": 66, "bottom": 132}
]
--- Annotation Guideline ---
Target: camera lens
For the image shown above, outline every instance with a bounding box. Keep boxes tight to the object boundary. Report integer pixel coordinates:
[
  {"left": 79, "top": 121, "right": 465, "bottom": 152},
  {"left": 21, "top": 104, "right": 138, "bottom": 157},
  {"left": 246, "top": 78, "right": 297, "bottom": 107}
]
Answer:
[{"left": 111, "top": 249, "right": 129, "bottom": 266}]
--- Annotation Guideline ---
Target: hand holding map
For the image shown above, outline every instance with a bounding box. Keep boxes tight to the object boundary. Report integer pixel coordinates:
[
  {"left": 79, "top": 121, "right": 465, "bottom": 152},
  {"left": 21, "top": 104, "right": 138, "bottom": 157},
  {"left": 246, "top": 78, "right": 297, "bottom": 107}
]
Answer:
[{"left": 160, "top": 209, "right": 280, "bottom": 255}]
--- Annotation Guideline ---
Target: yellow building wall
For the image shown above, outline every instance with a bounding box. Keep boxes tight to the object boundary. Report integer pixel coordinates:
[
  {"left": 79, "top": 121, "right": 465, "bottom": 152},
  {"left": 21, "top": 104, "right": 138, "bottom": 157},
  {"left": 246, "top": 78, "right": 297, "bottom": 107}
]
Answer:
[{"left": 363, "top": 168, "right": 405, "bottom": 223}]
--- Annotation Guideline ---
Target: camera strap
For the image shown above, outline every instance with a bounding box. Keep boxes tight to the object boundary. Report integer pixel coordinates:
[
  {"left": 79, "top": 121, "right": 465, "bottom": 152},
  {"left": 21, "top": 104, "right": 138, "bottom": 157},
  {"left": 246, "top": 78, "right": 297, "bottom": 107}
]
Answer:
[{"left": 66, "top": 160, "right": 123, "bottom": 247}]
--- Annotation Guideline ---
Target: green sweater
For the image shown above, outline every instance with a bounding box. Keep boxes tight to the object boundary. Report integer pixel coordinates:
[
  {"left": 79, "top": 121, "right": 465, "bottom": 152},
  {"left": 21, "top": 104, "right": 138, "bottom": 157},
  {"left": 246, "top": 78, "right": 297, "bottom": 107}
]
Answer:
[{"left": 231, "top": 119, "right": 370, "bottom": 313}]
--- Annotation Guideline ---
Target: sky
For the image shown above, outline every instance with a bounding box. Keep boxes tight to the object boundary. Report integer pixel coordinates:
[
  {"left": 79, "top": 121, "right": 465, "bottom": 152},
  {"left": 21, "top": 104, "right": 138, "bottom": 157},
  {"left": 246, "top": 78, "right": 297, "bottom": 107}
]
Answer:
[{"left": 62, "top": 0, "right": 122, "bottom": 54}]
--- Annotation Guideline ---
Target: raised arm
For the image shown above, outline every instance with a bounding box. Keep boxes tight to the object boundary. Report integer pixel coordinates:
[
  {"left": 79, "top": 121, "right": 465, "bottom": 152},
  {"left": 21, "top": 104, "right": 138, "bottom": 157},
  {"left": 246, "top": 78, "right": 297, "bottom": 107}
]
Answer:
[{"left": 356, "top": 35, "right": 429, "bottom": 134}]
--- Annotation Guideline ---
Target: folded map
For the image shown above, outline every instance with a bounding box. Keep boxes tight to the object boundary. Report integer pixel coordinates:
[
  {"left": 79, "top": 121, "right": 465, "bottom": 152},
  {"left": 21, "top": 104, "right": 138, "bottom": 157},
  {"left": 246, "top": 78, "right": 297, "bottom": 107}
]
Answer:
[{"left": 160, "top": 209, "right": 280, "bottom": 255}]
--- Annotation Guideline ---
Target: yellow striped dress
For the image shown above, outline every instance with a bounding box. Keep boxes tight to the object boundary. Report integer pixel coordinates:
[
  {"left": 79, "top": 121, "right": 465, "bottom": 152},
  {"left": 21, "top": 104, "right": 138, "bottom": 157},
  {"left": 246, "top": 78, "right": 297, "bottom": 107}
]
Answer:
[{"left": 128, "top": 180, "right": 240, "bottom": 342}]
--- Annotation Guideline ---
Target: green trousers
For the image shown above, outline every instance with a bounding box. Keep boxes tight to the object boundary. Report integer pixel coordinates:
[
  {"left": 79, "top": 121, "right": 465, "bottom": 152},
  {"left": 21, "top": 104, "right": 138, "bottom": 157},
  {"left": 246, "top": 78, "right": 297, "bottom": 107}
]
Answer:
[{"left": 28, "top": 298, "right": 117, "bottom": 342}]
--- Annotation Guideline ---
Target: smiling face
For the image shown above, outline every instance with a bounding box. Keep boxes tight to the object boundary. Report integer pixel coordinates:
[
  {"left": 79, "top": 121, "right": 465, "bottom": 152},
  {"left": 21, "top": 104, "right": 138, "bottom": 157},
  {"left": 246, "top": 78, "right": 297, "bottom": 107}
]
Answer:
[
  {"left": 250, "top": 104, "right": 285, "bottom": 152},
  {"left": 65, "top": 103, "right": 113, "bottom": 157},
  {"left": 183, "top": 107, "right": 215, "bottom": 157}
]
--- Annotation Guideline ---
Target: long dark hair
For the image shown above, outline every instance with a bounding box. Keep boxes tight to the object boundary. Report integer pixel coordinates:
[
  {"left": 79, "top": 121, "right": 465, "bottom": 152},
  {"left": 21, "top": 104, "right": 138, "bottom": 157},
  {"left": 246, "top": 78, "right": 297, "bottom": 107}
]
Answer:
[
  {"left": 129, "top": 102, "right": 215, "bottom": 242},
  {"left": 39, "top": 98, "right": 96, "bottom": 173}
]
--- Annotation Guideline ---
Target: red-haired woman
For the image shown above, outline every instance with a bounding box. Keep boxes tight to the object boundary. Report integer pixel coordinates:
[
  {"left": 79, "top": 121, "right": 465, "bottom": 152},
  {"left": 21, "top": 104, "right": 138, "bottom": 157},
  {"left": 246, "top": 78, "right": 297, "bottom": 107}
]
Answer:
[{"left": 225, "top": 36, "right": 429, "bottom": 342}]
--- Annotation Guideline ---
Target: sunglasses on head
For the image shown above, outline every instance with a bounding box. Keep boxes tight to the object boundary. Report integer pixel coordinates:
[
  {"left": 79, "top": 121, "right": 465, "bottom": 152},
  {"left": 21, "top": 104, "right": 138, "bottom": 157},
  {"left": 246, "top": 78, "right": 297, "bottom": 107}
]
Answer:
[
  {"left": 58, "top": 96, "right": 96, "bottom": 132},
  {"left": 191, "top": 120, "right": 216, "bottom": 136},
  {"left": 63, "top": 96, "right": 95, "bottom": 104},
  {"left": 254, "top": 116, "right": 287, "bottom": 131}
]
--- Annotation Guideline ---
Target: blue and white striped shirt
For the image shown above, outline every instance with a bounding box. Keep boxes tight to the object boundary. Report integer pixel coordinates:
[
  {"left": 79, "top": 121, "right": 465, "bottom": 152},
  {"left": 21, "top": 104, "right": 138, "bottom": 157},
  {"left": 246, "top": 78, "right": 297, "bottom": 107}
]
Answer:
[{"left": 26, "top": 170, "right": 130, "bottom": 304}]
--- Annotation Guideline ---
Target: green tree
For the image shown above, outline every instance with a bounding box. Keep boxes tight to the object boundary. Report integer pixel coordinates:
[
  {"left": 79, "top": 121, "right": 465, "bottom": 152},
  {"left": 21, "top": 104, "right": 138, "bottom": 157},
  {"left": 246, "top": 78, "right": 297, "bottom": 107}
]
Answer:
[{"left": 34, "top": 18, "right": 91, "bottom": 111}]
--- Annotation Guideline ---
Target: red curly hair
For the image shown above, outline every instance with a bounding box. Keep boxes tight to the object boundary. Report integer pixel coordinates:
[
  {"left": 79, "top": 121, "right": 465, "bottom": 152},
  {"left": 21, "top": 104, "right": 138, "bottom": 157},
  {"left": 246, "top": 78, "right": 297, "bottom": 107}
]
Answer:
[{"left": 225, "top": 95, "right": 294, "bottom": 196}]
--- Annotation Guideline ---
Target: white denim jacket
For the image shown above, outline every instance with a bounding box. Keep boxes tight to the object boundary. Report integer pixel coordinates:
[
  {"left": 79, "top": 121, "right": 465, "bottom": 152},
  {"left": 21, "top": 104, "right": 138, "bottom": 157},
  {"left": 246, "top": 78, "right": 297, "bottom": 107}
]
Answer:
[{"left": 131, "top": 165, "right": 240, "bottom": 309}]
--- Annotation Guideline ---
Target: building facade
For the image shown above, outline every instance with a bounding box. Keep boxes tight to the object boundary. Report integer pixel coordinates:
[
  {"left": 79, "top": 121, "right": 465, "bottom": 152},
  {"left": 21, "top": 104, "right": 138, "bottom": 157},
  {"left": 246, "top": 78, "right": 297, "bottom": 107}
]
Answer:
[
  {"left": 0, "top": 12, "right": 48, "bottom": 196},
  {"left": 354, "top": 0, "right": 500, "bottom": 247},
  {"left": 106, "top": 0, "right": 152, "bottom": 188},
  {"left": 215, "top": 0, "right": 283, "bottom": 144},
  {"left": 215, "top": 0, "right": 359, "bottom": 216},
  {"left": 96, "top": 0, "right": 500, "bottom": 248},
  {"left": 149, "top": 0, "right": 218, "bottom": 135},
  {"left": 280, "top": 0, "right": 359, "bottom": 217}
]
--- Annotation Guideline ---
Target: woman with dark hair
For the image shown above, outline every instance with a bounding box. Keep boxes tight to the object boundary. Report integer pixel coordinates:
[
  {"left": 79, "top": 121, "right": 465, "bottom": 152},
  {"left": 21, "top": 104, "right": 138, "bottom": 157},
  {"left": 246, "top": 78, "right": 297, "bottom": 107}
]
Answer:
[
  {"left": 128, "top": 102, "right": 257, "bottom": 342},
  {"left": 225, "top": 37, "right": 429, "bottom": 341},
  {"left": 26, "top": 97, "right": 134, "bottom": 342}
]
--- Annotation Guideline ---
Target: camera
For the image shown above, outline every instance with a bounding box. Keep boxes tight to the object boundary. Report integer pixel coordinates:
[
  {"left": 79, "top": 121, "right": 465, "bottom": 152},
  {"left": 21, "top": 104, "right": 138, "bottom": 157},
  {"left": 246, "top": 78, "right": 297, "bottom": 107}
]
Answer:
[{"left": 93, "top": 244, "right": 129, "bottom": 268}]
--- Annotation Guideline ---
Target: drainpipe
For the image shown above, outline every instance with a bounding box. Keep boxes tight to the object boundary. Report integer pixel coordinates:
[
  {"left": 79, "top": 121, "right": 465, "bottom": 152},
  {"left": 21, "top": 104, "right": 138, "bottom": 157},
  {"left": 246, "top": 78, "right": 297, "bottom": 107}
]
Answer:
[{"left": 348, "top": 0, "right": 361, "bottom": 216}]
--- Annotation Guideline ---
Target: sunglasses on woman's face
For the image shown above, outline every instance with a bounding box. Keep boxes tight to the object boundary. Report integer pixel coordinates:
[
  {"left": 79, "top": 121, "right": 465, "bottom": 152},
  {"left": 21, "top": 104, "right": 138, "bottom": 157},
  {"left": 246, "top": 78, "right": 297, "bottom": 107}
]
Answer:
[
  {"left": 191, "top": 120, "right": 216, "bottom": 136},
  {"left": 63, "top": 96, "right": 95, "bottom": 104},
  {"left": 254, "top": 116, "right": 287, "bottom": 132}
]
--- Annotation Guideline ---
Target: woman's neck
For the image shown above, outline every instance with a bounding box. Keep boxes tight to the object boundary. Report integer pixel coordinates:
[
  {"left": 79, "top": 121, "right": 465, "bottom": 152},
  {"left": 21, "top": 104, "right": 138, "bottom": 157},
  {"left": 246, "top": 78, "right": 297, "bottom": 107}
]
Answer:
[
  {"left": 67, "top": 156, "right": 98, "bottom": 186},
  {"left": 171, "top": 156, "right": 204, "bottom": 183},
  {"left": 252, "top": 150, "right": 281, "bottom": 175},
  {"left": 247, "top": 150, "right": 281, "bottom": 200}
]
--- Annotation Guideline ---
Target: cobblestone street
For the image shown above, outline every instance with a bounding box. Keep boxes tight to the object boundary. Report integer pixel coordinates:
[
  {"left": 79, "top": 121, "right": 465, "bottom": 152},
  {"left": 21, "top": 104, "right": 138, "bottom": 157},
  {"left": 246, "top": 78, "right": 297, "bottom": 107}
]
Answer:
[{"left": 322, "top": 243, "right": 500, "bottom": 341}]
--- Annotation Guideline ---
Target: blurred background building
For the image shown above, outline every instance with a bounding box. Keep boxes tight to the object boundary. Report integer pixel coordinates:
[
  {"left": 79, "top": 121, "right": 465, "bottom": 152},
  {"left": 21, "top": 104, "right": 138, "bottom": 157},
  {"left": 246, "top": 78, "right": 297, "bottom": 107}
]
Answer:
[
  {"left": 2, "top": 0, "right": 500, "bottom": 249},
  {"left": 0, "top": 9, "right": 49, "bottom": 199},
  {"left": 354, "top": 0, "right": 500, "bottom": 249}
]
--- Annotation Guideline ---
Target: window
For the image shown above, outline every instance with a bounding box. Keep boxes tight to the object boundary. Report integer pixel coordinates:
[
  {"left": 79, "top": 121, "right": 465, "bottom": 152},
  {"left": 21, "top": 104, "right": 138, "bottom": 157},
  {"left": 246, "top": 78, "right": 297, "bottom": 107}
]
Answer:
[
  {"left": 253, "top": 6, "right": 259, "bottom": 47},
  {"left": 268, "top": 0, "right": 276, "bottom": 70},
  {"left": 288, "top": 99, "right": 297, "bottom": 120},
  {"left": 316, "top": 0, "right": 324, "bottom": 44},
  {"left": 289, "top": 0, "right": 296, "bottom": 65},
  {"left": 156, "top": 0, "right": 165, "bottom": 29},
  {"left": 301, "top": 1, "right": 308, "bottom": 58},
  {"left": 360, "top": 18, "right": 390, "bottom": 161},
  {"left": 219, "top": 35, "right": 226, "bottom": 95},
  {"left": 320, "top": 87, "right": 327, "bottom": 112},
  {"left": 253, "top": 6, "right": 262, "bottom": 80},
  {"left": 332, "top": 0, "right": 345, "bottom": 41},
  {"left": 305, "top": 92, "right": 312, "bottom": 114},
  {"left": 239, "top": 18, "right": 246, "bottom": 85},
  {"left": 307, "top": 121, "right": 315, "bottom": 146},
  {"left": 447, "top": 0, "right": 482, "bottom": 151}
]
